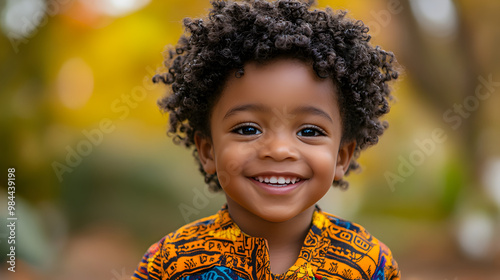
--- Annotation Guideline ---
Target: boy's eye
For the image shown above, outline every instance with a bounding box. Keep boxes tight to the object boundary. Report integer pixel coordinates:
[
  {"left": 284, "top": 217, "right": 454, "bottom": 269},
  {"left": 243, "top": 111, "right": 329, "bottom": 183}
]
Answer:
[
  {"left": 297, "top": 127, "right": 325, "bottom": 137},
  {"left": 232, "top": 125, "right": 262, "bottom": 135}
]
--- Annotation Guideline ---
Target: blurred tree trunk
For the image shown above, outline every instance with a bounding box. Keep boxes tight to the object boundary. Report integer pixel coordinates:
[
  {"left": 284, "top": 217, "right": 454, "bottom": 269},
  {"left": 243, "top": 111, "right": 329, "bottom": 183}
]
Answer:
[{"left": 394, "top": 0, "right": 483, "bottom": 215}]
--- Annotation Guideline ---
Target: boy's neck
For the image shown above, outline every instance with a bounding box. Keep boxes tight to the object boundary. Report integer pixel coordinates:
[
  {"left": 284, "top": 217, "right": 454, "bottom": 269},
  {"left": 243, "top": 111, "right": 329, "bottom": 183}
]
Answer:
[{"left": 225, "top": 198, "right": 315, "bottom": 274}]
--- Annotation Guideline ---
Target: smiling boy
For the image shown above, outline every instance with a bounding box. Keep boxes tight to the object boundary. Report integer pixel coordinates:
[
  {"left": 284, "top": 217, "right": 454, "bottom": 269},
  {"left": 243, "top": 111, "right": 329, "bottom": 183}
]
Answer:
[{"left": 132, "top": 0, "right": 400, "bottom": 279}]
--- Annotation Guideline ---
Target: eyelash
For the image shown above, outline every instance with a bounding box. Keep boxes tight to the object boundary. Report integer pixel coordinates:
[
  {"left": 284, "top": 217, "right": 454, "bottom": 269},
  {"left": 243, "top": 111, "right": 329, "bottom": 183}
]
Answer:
[
  {"left": 231, "top": 123, "right": 262, "bottom": 135},
  {"left": 231, "top": 123, "right": 326, "bottom": 137},
  {"left": 297, "top": 125, "right": 327, "bottom": 137}
]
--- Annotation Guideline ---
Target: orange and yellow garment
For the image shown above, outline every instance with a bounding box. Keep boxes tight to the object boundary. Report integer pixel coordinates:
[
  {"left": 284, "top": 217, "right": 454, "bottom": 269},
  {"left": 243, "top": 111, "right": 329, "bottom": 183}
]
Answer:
[{"left": 132, "top": 206, "right": 400, "bottom": 280}]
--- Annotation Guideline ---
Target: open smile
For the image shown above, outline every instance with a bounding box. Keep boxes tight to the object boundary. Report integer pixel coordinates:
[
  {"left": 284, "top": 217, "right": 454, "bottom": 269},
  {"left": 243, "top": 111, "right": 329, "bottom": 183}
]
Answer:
[
  {"left": 252, "top": 176, "right": 302, "bottom": 187},
  {"left": 249, "top": 175, "right": 306, "bottom": 195}
]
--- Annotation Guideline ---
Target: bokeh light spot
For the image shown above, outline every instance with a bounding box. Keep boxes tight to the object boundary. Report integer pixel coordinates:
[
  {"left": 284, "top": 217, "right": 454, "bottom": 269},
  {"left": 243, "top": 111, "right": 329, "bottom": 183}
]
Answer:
[
  {"left": 1, "top": 0, "right": 46, "bottom": 39},
  {"left": 409, "top": 0, "right": 458, "bottom": 37},
  {"left": 457, "top": 212, "right": 495, "bottom": 259},
  {"left": 80, "top": 0, "right": 151, "bottom": 17},
  {"left": 57, "top": 57, "right": 94, "bottom": 110}
]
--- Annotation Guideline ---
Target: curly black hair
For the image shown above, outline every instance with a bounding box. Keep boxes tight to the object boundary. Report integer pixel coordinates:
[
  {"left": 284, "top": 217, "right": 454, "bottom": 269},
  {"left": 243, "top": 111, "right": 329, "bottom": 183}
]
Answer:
[{"left": 154, "top": 0, "right": 398, "bottom": 191}]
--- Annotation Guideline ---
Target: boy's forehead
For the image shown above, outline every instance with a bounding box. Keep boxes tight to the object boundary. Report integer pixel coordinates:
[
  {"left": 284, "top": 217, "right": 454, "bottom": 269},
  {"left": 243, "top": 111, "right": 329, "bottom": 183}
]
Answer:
[
  {"left": 226, "top": 59, "right": 338, "bottom": 97},
  {"left": 214, "top": 59, "right": 340, "bottom": 119}
]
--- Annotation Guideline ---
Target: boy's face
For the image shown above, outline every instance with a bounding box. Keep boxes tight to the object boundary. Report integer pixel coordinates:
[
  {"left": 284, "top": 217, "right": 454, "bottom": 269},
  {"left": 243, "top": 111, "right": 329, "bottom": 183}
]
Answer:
[{"left": 196, "top": 59, "right": 355, "bottom": 223}]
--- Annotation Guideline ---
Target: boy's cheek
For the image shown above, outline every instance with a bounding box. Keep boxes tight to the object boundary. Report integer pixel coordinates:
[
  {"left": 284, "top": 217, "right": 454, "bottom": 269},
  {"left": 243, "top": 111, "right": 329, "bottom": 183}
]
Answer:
[
  {"left": 215, "top": 148, "right": 243, "bottom": 174},
  {"left": 221, "top": 160, "right": 243, "bottom": 177},
  {"left": 308, "top": 149, "right": 338, "bottom": 176}
]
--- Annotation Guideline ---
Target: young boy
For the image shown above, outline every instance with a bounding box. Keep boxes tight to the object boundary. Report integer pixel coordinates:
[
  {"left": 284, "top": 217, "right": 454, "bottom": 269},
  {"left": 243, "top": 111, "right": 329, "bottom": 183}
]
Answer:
[{"left": 133, "top": 0, "right": 400, "bottom": 279}]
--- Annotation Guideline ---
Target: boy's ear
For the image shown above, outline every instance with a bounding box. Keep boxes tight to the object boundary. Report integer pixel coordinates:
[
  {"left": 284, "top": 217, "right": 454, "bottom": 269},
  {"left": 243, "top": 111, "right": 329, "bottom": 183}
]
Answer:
[
  {"left": 194, "top": 132, "right": 216, "bottom": 175},
  {"left": 334, "top": 140, "right": 356, "bottom": 181}
]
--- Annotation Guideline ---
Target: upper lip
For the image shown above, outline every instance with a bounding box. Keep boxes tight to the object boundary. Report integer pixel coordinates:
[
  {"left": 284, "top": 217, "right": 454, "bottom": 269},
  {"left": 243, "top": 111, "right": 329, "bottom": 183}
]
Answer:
[{"left": 249, "top": 172, "right": 306, "bottom": 179}]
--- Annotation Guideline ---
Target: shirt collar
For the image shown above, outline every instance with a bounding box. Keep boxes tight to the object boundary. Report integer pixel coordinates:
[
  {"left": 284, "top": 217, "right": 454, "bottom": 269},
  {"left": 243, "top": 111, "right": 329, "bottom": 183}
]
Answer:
[{"left": 212, "top": 205, "right": 331, "bottom": 279}]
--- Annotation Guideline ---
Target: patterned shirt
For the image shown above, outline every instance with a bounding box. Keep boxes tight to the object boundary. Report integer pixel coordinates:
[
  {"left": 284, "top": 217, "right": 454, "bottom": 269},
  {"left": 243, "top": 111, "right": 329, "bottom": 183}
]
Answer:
[{"left": 132, "top": 206, "right": 400, "bottom": 280}]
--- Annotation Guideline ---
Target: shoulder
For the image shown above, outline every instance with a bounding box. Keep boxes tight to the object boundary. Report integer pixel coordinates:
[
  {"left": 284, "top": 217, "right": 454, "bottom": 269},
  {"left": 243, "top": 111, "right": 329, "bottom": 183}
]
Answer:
[
  {"left": 316, "top": 210, "right": 401, "bottom": 279},
  {"left": 155, "top": 210, "right": 222, "bottom": 252},
  {"left": 132, "top": 212, "right": 222, "bottom": 280},
  {"left": 321, "top": 211, "right": 375, "bottom": 241},
  {"left": 165, "top": 211, "right": 222, "bottom": 242}
]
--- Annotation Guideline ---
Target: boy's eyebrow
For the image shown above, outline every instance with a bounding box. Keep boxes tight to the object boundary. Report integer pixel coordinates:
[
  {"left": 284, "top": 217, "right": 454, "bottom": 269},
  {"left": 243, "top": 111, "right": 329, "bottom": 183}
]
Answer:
[
  {"left": 223, "top": 104, "right": 270, "bottom": 119},
  {"left": 223, "top": 104, "right": 334, "bottom": 123},
  {"left": 291, "top": 106, "right": 334, "bottom": 123}
]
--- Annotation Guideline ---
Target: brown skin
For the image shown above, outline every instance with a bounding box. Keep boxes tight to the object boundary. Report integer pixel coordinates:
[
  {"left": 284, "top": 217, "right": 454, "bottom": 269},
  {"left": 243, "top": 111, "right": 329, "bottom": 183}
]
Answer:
[{"left": 195, "top": 59, "right": 355, "bottom": 274}]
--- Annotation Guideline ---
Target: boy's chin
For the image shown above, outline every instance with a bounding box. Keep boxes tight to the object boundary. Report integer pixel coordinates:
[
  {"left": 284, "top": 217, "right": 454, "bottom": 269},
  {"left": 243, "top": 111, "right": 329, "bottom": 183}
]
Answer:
[
  {"left": 225, "top": 195, "right": 316, "bottom": 225},
  {"left": 249, "top": 204, "right": 315, "bottom": 224}
]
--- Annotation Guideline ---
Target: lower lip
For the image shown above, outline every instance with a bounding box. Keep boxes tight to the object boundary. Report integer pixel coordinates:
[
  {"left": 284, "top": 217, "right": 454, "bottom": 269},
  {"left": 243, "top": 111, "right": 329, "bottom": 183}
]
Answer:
[{"left": 249, "top": 178, "right": 304, "bottom": 195}]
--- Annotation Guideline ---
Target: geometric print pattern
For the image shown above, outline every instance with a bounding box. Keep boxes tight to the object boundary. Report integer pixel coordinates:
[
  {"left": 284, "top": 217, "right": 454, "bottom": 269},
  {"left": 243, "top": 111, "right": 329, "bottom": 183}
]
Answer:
[{"left": 132, "top": 205, "right": 400, "bottom": 280}]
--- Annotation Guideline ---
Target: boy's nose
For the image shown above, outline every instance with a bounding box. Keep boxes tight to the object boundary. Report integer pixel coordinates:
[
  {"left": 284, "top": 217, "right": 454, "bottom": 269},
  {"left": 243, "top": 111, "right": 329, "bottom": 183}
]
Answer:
[{"left": 257, "top": 132, "right": 299, "bottom": 161}]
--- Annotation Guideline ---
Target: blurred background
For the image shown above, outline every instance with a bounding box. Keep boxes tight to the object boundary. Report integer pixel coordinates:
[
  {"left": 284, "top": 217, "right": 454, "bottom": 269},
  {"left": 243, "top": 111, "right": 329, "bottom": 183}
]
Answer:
[{"left": 0, "top": 0, "right": 499, "bottom": 279}]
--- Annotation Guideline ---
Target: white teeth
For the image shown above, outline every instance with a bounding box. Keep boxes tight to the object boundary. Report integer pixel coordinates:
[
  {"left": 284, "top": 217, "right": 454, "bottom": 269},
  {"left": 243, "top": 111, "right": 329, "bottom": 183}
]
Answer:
[{"left": 255, "top": 176, "right": 302, "bottom": 185}]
